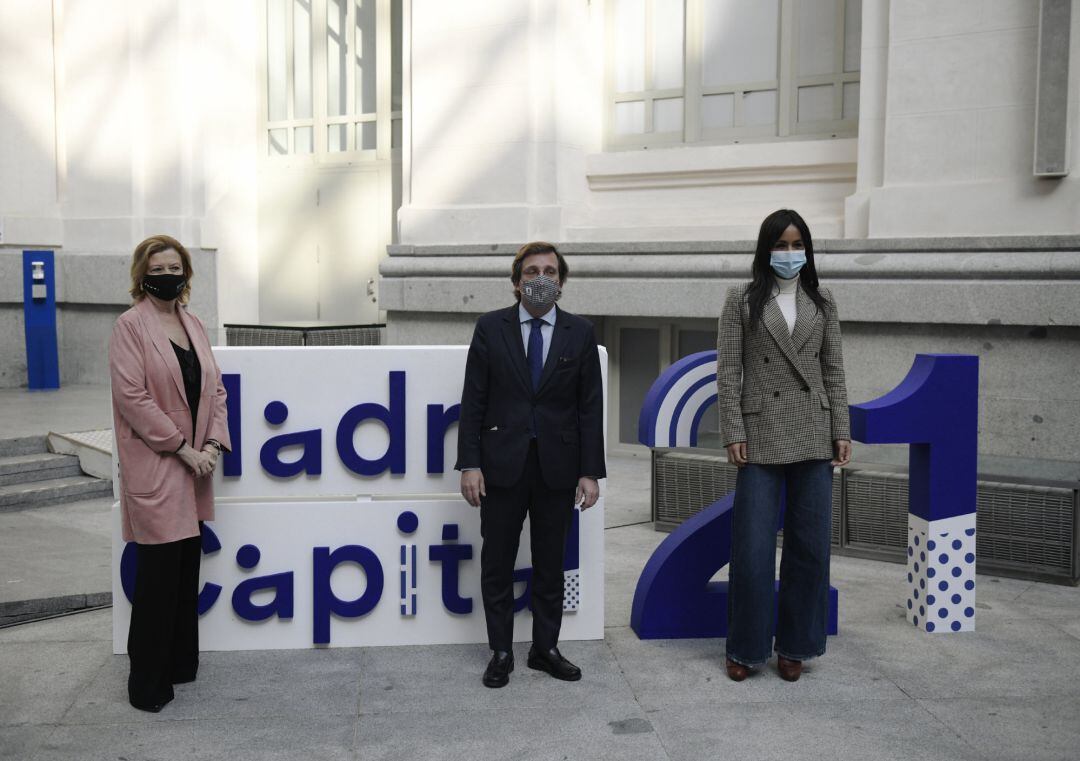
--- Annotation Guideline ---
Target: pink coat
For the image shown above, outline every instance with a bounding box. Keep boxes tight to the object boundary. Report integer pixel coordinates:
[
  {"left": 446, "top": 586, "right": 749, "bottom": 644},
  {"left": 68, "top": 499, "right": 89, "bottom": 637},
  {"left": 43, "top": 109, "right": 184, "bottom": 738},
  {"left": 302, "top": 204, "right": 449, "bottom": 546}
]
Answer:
[{"left": 109, "top": 298, "right": 231, "bottom": 544}]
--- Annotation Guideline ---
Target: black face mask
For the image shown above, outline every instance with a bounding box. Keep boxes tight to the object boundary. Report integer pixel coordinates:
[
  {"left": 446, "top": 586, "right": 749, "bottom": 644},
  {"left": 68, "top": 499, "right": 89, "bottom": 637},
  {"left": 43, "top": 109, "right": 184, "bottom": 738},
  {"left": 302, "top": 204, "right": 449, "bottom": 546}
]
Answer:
[{"left": 143, "top": 273, "right": 187, "bottom": 301}]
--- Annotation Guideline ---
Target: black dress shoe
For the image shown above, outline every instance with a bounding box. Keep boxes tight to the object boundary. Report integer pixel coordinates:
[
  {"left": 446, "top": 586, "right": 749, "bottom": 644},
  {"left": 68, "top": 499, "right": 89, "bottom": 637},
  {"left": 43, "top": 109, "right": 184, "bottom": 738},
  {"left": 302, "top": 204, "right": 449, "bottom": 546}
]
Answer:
[
  {"left": 482, "top": 651, "right": 514, "bottom": 688},
  {"left": 130, "top": 696, "right": 171, "bottom": 713},
  {"left": 526, "top": 645, "right": 581, "bottom": 681}
]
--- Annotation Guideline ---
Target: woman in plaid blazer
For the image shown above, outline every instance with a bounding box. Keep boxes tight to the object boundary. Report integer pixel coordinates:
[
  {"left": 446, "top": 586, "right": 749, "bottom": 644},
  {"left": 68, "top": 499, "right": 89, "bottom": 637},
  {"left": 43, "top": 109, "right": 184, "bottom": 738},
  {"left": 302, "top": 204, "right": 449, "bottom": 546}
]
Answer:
[{"left": 716, "top": 209, "right": 851, "bottom": 683}]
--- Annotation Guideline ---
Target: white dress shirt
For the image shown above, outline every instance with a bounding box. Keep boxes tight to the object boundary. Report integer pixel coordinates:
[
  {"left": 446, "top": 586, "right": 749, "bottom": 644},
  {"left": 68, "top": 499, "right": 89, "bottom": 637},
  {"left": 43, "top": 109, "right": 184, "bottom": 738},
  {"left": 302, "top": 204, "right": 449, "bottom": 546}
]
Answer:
[{"left": 519, "top": 302, "right": 556, "bottom": 365}]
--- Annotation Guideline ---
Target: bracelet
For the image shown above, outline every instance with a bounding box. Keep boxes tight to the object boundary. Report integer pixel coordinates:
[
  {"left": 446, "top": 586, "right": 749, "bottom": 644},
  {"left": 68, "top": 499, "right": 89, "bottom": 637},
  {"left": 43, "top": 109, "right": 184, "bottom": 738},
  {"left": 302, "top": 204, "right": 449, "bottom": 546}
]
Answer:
[
  {"left": 174, "top": 438, "right": 187, "bottom": 454},
  {"left": 204, "top": 439, "right": 222, "bottom": 453}
]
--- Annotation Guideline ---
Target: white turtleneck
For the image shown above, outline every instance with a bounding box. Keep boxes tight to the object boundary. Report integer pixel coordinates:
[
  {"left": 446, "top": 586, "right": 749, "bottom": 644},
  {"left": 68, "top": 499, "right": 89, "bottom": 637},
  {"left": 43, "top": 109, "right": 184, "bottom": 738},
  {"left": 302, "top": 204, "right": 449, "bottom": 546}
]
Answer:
[{"left": 773, "top": 274, "right": 799, "bottom": 334}]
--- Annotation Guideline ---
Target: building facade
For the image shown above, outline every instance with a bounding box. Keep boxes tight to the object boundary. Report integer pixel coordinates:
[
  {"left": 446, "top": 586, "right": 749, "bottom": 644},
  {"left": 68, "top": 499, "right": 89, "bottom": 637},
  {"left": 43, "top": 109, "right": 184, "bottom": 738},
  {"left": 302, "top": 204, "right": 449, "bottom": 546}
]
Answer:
[
  {"left": 384, "top": 0, "right": 1080, "bottom": 467},
  {"left": 1, "top": 0, "right": 1078, "bottom": 469}
]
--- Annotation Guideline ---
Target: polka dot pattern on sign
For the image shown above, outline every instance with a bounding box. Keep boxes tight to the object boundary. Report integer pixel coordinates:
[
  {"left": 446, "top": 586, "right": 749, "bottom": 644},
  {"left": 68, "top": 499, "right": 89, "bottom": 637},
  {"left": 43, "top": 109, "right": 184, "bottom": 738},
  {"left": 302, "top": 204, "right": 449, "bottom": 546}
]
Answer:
[
  {"left": 562, "top": 570, "right": 581, "bottom": 611},
  {"left": 907, "top": 515, "right": 976, "bottom": 633}
]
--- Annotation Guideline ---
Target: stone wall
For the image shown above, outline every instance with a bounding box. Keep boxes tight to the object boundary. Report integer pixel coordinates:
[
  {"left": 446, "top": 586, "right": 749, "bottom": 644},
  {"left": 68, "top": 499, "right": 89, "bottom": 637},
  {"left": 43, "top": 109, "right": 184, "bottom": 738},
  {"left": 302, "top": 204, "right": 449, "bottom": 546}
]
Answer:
[
  {"left": 381, "top": 236, "right": 1080, "bottom": 463},
  {"left": 0, "top": 249, "right": 219, "bottom": 388}
]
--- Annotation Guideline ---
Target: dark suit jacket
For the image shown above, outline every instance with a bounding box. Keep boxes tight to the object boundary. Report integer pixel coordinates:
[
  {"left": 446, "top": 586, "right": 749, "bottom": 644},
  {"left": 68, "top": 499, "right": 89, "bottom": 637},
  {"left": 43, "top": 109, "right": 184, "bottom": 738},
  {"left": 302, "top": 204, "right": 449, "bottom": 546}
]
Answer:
[{"left": 455, "top": 304, "right": 606, "bottom": 490}]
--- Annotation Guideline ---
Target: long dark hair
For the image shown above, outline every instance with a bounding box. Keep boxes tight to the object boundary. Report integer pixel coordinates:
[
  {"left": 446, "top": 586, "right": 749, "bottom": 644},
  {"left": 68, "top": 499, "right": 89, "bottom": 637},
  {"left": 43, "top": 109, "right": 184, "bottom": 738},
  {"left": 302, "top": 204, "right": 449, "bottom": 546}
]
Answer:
[{"left": 746, "top": 209, "right": 828, "bottom": 329}]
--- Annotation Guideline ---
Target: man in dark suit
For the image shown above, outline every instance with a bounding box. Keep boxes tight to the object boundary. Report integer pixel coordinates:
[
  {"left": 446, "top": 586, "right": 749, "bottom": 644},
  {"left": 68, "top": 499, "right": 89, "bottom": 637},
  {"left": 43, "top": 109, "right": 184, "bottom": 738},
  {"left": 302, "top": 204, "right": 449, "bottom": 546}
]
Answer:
[{"left": 456, "top": 241, "right": 606, "bottom": 688}]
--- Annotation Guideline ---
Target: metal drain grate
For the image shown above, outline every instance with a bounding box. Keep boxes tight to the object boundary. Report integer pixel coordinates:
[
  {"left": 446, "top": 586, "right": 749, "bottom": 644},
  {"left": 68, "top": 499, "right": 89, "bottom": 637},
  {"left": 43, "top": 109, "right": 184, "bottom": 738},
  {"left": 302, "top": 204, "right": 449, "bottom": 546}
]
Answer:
[
  {"left": 844, "top": 469, "right": 908, "bottom": 554},
  {"left": 225, "top": 326, "right": 304, "bottom": 346},
  {"left": 225, "top": 324, "right": 384, "bottom": 346},
  {"left": 652, "top": 450, "right": 842, "bottom": 547},
  {"left": 304, "top": 326, "right": 382, "bottom": 346},
  {"left": 977, "top": 481, "right": 1075, "bottom": 576},
  {"left": 653, "top": 450, "right": 737, "bottom": 527},
  {"left": 651, "top": 450, "right": 1079, "bottom": 584}
]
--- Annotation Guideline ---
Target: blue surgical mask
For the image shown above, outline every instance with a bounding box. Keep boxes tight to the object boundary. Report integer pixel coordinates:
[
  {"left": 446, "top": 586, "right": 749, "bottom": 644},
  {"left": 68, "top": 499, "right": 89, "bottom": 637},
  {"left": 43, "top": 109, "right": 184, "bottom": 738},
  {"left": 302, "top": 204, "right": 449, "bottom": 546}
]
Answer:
[{"left": 770, "top": 251, "right": 806, "bottom": 280}]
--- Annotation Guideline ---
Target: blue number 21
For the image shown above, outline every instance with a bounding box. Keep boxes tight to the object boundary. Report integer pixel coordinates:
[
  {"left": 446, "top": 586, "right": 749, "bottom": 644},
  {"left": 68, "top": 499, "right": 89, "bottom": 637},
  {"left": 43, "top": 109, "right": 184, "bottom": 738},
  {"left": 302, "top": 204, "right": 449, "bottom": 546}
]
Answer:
[{"left": 631, "top": 353, "right": 978, "bottom": 638}]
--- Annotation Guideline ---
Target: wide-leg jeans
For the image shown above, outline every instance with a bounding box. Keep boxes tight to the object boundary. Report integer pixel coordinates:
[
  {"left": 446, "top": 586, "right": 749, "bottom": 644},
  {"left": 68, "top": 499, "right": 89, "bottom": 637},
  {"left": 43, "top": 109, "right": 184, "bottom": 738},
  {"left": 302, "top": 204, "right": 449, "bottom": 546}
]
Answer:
[{"left": 726, "top": 459, "right": 832, "bottom": 667}]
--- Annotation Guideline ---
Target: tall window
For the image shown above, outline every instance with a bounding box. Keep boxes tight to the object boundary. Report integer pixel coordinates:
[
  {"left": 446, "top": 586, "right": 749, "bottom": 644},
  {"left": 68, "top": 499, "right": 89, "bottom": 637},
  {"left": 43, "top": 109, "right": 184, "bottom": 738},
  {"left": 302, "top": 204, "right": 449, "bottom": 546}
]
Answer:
[
  {"left": 608, "top": 0, "right": 861, "bottom": 149},
  {"left": 262, "top": 0, "right": 402, "bottom": 160}
]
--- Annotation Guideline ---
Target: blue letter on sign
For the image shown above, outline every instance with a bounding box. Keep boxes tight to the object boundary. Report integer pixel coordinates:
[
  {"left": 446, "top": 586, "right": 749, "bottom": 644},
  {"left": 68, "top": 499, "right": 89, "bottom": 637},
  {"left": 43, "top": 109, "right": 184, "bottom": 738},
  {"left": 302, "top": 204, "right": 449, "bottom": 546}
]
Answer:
[
  {"left": 312, "top": 545, "right": 384, "bottom": 644},
  {"left": 121, "top": 523, "right": 223, "bottom": 615},
  {"left": 336, "top": 371, "right": 407, "bottom": 476},
  {"left": 631, "top": 350, "right": 838, "bottom": 639},
  {"left": 850, "top": 354, "right": 978, "bottom": 633}
]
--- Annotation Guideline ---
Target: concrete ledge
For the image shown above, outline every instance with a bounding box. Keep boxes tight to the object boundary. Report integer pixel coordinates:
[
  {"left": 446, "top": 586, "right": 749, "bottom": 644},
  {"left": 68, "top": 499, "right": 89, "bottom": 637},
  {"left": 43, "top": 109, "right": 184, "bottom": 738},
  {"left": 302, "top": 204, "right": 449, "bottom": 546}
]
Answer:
[
  {"left": 0, "top": 248, "right": 219, "bottom": 308},
  {"left": 585, "top": 138, "right": 858, "bottom": 191},
  {"left": 387, "top": 235, "right": 1080, "bottom": 256},
  {"left": 381, "top": 250, "right": 1080, "bottom": 279},
  {"left": 380, "top": 238, "right": 1080, "bottom": 326},
  {"left": 0, "top": 592, "right": 111, "bottom": 626}
]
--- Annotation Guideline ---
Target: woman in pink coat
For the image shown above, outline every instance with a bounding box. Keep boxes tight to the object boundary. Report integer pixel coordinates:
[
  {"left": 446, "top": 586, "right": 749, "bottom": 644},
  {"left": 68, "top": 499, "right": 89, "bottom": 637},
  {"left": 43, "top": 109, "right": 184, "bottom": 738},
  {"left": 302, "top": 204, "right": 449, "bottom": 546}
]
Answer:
[{"left": 109, "top": 234, "right": 231, "bottom": 712}]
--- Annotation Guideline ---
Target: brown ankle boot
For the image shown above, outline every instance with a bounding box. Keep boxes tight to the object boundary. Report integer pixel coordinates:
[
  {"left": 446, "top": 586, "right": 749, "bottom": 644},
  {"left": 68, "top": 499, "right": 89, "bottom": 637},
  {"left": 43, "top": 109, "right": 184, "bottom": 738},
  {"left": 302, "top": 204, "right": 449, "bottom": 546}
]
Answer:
[
  {"left": 725, "top": 658, "right": 749, "bottom": 682},
  {"left": 777, "top": 655, "right": 803, "bottom": 682}
]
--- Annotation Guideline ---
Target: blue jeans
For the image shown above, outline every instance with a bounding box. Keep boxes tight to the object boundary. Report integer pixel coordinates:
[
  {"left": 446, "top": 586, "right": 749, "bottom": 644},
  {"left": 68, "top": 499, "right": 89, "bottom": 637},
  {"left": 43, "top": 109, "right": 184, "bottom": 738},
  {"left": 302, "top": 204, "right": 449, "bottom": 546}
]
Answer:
[{"left": 726, "top": 460, "right": 832, "bottom": 666}]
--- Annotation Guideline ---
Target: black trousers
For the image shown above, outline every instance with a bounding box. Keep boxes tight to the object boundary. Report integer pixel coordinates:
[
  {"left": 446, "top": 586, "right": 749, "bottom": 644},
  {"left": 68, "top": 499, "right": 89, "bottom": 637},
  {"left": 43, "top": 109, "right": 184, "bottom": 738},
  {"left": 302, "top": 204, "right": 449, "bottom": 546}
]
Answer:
[
  {"left": 480, "top": 441, "right": 575, "bottom": 652},
  {"left": 128, "top": 533, "right": 201, "bottom": 709}
]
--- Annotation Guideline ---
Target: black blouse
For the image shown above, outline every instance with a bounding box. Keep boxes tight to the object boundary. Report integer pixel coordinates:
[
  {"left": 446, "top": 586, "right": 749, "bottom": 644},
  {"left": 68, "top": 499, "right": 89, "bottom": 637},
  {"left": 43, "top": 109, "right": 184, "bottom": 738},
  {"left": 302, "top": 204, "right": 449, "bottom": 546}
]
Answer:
[{"left": 171, "top": 340, "right": 202, "bottom": 432}]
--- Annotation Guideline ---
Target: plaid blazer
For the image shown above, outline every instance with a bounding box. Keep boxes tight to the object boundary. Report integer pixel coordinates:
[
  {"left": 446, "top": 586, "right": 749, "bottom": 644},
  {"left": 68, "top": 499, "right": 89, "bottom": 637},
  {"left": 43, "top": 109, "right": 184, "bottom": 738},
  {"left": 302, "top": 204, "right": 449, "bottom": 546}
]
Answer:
[{"left": 717, "top": 282, "right": 850, "bottom": 464}]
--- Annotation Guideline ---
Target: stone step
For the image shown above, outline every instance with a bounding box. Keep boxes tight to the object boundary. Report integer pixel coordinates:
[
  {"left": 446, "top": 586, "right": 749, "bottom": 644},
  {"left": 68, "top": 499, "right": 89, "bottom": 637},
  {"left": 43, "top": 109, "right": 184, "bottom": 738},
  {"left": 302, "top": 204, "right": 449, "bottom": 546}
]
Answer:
[
  {"left": 0, "top": 453, "right": 84, "bottom": 487},
  {"left": 0, "top": 475, "right": 114, "bottom": 512},
  {"left": 0, "top": 436, "right": 49, "bottom": 458}
]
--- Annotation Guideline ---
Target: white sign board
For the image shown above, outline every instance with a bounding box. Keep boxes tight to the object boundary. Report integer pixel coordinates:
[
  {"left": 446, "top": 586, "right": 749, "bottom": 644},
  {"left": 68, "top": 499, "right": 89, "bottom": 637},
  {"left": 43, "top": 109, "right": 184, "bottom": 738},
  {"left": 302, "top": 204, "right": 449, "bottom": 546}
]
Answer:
[{"left": 112, "top": 346, "right": 607, "bottom": 652}]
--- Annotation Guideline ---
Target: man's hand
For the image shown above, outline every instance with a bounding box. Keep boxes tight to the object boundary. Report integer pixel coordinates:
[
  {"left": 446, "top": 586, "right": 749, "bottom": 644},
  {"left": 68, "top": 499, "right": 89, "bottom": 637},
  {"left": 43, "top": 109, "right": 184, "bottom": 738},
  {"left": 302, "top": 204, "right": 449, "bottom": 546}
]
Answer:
[
  {"left": 726, "top": 442, "right": 747, "bottom": 468},
  {"left": 576, "top": 477, "right": 599, "bottom": 510},
  {"left": 461, "top": 470, "right": 486, "bottom": 507},
  {"left": 832, "top": 439, "right": 852, "bottom": 467}
]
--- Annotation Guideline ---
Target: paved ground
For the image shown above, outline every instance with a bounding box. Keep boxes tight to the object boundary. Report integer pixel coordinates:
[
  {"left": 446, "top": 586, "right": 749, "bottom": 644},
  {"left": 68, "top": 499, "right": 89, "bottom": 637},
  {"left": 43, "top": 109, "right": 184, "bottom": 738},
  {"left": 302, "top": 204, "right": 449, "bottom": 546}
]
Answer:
[
  {"left": 1, "top": 385, "right": 1079, "bottom": 760},
  {"left": 0, "top": 385, "right": 113, "bottom": 439}
]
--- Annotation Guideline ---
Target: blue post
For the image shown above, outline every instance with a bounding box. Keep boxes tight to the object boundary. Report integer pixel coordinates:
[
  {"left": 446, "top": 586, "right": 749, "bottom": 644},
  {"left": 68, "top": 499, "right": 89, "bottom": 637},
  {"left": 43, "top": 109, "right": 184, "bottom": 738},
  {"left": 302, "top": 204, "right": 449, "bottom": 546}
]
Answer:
[{"left": 22, "top": 250, "right": 60, "bottom": 389}]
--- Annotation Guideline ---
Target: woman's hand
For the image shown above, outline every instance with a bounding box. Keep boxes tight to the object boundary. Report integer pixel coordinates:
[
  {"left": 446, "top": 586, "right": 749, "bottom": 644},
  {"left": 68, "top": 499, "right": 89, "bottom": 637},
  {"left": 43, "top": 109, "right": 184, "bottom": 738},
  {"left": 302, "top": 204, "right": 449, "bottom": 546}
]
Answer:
[
  {"left": 832, "top": 439, "right": 852, "bottom": 467},
  {"left": 177, "top": 444, "right": 214, "bottom": 478},
  {"left": 726, "top": 442, "right": 747, "bottom": 468},
  {"left": 201, "top": 443, "right": 221, "bottom": 474}
]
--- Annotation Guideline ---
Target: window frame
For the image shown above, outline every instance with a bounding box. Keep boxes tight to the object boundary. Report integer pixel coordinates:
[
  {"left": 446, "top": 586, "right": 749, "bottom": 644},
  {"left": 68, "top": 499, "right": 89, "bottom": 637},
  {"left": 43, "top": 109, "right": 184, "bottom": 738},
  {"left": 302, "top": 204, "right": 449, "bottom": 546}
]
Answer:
[
  {"left": 605, "top": 317, "right": 722, "bottom": 456},
  {"left": 258, "top": 0, "right": 401, "bottom": 165},
  {"left": 605, "top": 0, "right": 861, "bottom": 151}
]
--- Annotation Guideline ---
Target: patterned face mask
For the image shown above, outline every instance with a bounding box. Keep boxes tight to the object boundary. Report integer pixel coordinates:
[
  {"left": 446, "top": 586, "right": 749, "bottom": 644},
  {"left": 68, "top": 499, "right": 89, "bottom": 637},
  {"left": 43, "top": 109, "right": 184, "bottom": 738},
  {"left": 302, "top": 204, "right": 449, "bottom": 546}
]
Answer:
[
  {"left": 143, "top": 273, "right": 187, "bottom": 300},
  {"left": 520, "top": 274, "right": 561, "bottom": 310}
]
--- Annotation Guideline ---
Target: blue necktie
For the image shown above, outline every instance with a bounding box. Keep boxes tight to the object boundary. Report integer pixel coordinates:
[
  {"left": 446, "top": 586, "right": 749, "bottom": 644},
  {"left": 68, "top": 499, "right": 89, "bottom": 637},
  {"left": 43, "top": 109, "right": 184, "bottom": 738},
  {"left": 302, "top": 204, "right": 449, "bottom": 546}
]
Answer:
[{"left": 527, "top": 318, "right": 544, "bottom": 390}]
